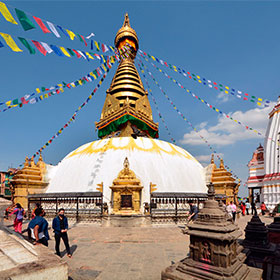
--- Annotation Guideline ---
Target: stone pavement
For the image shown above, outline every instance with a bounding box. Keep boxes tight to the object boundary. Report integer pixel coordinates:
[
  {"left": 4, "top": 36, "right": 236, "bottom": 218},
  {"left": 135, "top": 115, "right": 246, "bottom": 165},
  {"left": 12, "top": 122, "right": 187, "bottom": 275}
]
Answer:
[{"left": 5, "top": 214, "right": 274, "bottom": 280}]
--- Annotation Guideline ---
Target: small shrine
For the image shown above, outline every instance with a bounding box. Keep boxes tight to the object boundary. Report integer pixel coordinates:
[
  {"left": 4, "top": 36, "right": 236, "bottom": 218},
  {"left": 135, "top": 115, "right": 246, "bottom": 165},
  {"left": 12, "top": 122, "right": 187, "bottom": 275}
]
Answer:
[
  {"left": 10, "top": 155, "right": 48, "bottom": 209},
  {"left": 110, "top": 157, "right": 143, "bottom": 215},
  {"left": 205, "top": 155, "right": 239, "bottom": 204},
  {"left": 243, "top": 215, "right": 276, "bottom": 269},
  {"left": 267, "top": 216, "right": 280, "bottom": 244},
  {"left": 162, "top": 183, "right": 262, "bottom": 280}
]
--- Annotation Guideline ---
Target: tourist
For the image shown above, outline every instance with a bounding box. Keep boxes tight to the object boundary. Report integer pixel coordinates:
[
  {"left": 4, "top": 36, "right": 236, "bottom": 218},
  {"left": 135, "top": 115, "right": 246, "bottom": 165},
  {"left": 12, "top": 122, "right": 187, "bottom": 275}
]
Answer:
[
  {"left": 226, "top": 202, "right": 233, "bottom": 218},
  {"left": 9, "top": 203, "right": 25, "bottom": 234},
  {"left": 187, "top": 201, "right": 198, "bottom": 222},
  {"left": 52, "top": 208, "right": 72, "bottom": 258},
  {"left": 245, "top": 201, "right": 250, "bottom": 215},
  {"left": 240, "top": 202, "right": 246, "bottom": 216},
  {"left": 251, "top": 200, "right": 257, "bottom": 215},
  {"left": 31, "top": 203, "right": 43, "bottom": 219},
  {"left": 28, "top": 207, "right": 49, "bottom": 246},
  {"left": 260, "top": 202, "right": 267, "bottom": 215},
  {"left": 230, "top": 201, "right": 237, "bottom": 222}
]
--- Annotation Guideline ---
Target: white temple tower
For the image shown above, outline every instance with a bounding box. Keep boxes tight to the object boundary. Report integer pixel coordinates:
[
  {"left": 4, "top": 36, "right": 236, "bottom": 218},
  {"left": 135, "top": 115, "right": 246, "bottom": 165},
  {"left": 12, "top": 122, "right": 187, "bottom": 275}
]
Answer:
[{"left": 263, "top": 97, "right": 280, "bottom": 209}]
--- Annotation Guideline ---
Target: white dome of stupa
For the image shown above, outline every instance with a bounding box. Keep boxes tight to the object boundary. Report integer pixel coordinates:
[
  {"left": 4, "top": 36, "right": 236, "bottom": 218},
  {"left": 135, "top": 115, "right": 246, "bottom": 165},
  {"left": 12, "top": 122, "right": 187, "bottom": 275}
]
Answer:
[{"left": 46, "top": 137, "right": 207, "bottom": 206}]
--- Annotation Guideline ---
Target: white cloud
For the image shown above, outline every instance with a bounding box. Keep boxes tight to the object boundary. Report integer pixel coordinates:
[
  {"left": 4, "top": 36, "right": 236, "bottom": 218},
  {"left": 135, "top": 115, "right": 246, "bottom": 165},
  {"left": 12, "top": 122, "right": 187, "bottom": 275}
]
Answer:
[
  {"left": 217, "top": 91, "right": 229, "bottom": 103},
  {"left": 179, "top": 104, "right": 275, "bottom": 146}
]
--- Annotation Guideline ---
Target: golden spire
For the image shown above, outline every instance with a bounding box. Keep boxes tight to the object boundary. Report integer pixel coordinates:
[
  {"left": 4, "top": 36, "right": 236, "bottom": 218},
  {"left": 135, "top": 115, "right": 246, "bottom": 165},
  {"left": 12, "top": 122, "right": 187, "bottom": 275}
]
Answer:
[
  {"left": 220, "top": 158, "right": 225, "bottom": 169},
  {"left": 211, "top": 154, "right": 214, "bottom": 164},
  {"left": 95, "top": 14, "right": 158, "bottom": 139},
  {"left": 115, "top": 13, "right": 139, "bottom": 51}
]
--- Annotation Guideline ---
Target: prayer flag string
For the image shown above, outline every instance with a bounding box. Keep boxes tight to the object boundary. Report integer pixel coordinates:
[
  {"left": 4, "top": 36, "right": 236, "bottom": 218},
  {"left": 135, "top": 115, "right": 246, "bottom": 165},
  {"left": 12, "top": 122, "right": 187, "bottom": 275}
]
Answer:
[
  {"left": 0, "top": 44, "right": 130, "bottom": 110},
  {"left": 0, "top": 1, "right": 113, "bottom": 53},
  {"left": 140, "top": 57, "right": 265, "bottom": 138},
  {"left": 138, "top": 50, "right": 270, "bottom": 108},
  {"left": 136, "top": 62, "right": 176, "bottom": 144},
  {"left": 29, "top": 71, "right": 109, "bottom": 160},
  {"left": 137, "top": 59, "right": 241, "bottom": 182}
]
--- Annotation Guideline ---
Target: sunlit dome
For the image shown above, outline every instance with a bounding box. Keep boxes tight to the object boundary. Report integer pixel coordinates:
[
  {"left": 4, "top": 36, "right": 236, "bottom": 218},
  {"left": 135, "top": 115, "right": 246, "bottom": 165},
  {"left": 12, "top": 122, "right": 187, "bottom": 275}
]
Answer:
[{"left": 46, "top": 137, "right": 207, "bottom": 205}]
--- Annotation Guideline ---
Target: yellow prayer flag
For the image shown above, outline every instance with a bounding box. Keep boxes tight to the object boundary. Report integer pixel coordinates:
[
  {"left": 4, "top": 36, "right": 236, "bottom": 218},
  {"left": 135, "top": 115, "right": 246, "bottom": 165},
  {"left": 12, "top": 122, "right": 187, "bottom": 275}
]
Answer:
[
  {"left": 258, "top": 98, "right": 263, "bottom": 101},
  {"left": 39, "top": 95, "right": 43, "bottom": 100},
  {"left": 0, "top": 2, "right": 18, "bottom": 24},
  {"left": 0, "top": 32, "right": 22, "bottom": 52},
  {"left": 57, "top": 84, "right": 63, "bottom": 87},
  {"left": 257, "top": 102, "right": 261, "bottom": 106},
  {"left": 6, "top": 100, "right": 11, "bottom": 106},
  {"left": 197, "top": 75, "right": 200, "bottom": 79},
  {"left": 151, "top": 56, "right": 156, "bottom": 61},
  {"left": 78, "top": 80, "right": 83, "bottom": 85},
  {"left": 86, "top": 52, "right": 94, "bottom": 59},
  {"left": 225, "top": 90, "right": 228, "bottom": 94},
  {"left": 60, "top": 47, "right": 71, "bottom": 57},
  {"left": 66, "top": 29, "right": 76, "bottom": 40},
  {"left": 36, "top": 88, "right": 40, "bottom": 93},
  {"left": 89, "top": 95, "right": 92, "bottom": 99},
  {"left": 59, "top": 88, "right": 64, "bottom": 93},
  {"left": 44, "top": 94, "right": 48, "bottom": 98}
]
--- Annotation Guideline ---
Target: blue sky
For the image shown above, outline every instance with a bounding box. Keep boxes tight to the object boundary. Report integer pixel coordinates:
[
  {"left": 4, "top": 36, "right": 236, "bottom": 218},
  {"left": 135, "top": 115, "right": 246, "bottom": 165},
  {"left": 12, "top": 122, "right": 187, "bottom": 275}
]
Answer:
[{"left": 1, "top": 0, "right": 280, "bottom": 197}]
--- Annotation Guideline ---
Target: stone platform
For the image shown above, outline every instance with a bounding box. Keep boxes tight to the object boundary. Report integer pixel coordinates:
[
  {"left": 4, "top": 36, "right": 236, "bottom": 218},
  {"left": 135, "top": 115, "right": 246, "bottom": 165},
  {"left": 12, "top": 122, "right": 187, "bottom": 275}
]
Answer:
[{"left": 0, "top": 227, "right": 68, "bottom": 280}]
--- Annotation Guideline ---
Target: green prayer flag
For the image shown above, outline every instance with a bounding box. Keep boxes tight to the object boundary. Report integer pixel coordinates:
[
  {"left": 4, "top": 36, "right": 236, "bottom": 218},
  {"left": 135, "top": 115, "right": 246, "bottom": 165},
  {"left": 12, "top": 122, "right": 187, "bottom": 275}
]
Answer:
[
  {"left": 77, "top": 34, "right": 83, "bottom": 42},
  {"left": 67, "top": 48, "right": 75, "bottom": 56},
  {"left": 15, "top": 8, "right": 36, "bottom": 31},
  {"left": 12, "top": 99, "right": 18, "bottom": 105},
  {"left": 18, "top": 37, "right": 35, "bottom": 54}
]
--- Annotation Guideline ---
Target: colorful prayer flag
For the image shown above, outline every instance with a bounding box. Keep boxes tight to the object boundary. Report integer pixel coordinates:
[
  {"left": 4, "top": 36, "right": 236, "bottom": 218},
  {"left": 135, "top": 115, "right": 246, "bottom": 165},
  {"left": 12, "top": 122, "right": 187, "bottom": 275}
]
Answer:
[
  {"left": 18, "top": 37, "right": 35, "bottom": 54},
  {"left": 33, "top": 16, "right": 50, "bottom": 33},
  {"left": 72, "top": 49, "right": 81, "bottom": 58},
  {"left": 57, "top": 25, "right": 69, "bottom": 38},
  {"left": 15, "top": 8, "right": 36, "bottom": 31},
  {"left": 60, "top": 47, "right": 71, "bottom": 57},
  {"left": 50, "top": 45, "right": 64, "bottom": 56},
  {"left": 0, "top": 32, "right": 22, "bottom": 52},
  {"left": 66, "top": 29, "right": 76, "bottom": 40},
  {"left": 94, "top": 41, "right": 100, "bottom": 51},
  {"left": 67, "top": 48, "right": 75, "bottom": 56},
  {"left": 0, "top": 2, "right": 18, "bottom": 24},
  {"left": 46, "top": 21, "right": 60, "bottom": 37},
  {"left": 102, "top": 44, "right": 109, "bottom": 52},
  {"left": 40, "top": 42, "right": 53, "bottom": 53},
  {"left": 32, "top": 40, "right": 47, "bottom": 56}
]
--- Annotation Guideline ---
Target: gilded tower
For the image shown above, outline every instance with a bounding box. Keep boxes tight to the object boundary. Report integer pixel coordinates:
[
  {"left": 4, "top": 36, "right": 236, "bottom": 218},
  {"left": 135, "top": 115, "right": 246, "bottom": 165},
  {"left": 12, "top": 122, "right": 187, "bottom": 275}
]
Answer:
[{"left": 95, "top": 14, "right": 158, "bottom": 139}]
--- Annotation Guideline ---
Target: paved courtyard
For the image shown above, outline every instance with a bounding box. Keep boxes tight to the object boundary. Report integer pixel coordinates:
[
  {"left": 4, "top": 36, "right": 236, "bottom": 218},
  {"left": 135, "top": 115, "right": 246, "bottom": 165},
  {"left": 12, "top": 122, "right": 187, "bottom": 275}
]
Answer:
[{"left": 5, "top": 214, "right": 274, "bottom": 280}]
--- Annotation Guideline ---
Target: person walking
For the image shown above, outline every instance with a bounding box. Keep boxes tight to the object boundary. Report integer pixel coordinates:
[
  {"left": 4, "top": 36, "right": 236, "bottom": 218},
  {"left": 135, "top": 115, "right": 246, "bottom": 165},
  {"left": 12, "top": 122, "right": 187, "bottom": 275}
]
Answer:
[
  {"left": 261, "top": 202, "right": 267, "bottom": 216},
  {"left": 245, "top": 201, "right": 250, "bottom": 215},
  {"left": 230, "top": 201, "right": 237, "bottom": 222},
  {"left": 28, "top": 207, "right": 49, "bottom": 246},
  {"left": 240, "top": 202, "right": 246, "bottom": 216},
  {"left": 226, "top": 202, "right": 233, "bottom": 219},
  {"left": 9, "top": 203, "right": 25, "bottom": 233},
  {"left": 52, "top": 208, "right": 72, "bottom": 258},
  {"left": 251, "top": 200, "right": 257, "bottom": 215}
]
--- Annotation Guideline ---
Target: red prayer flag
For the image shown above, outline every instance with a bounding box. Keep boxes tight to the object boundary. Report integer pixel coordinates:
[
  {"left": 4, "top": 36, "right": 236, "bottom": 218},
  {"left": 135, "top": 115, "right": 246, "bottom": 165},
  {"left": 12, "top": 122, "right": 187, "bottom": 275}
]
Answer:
[
  {"left": 20, "top": 97, "right": 29, "bottom": 104},
  {"left": 32, "top": 40, "right": 47, "bottom": 56},
  {"left": 72, "top": 49, "right": 82, "bottom": 58},
  {"left": 80, "top": 34, "right": 87, "bottom": 46},
  {"left": 33, "top": 16, "right": 50, "bottom": 33}
]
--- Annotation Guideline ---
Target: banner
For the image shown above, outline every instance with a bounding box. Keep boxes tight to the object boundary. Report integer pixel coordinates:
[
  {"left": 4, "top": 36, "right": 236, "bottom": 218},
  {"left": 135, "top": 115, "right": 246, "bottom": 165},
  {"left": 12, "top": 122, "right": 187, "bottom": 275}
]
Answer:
[
  {"left": 0, "top": 32, "right": 22, "bottom": 52},
  {"left": 0, "top": 2, "right": 18, "bottom": 24},
  {"left": 138, "top": 50, "right": 270, "bottom": 108},
  {"left": 138, "top": 62, "right": 241, "bottom": 181}
]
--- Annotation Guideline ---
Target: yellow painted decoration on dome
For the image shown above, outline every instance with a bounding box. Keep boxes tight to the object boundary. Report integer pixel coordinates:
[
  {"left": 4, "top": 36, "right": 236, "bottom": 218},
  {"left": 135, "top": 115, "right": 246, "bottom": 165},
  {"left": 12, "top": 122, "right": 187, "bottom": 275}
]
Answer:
[{"left": 67, "top": 137, "right": 196, "bottom": 161}]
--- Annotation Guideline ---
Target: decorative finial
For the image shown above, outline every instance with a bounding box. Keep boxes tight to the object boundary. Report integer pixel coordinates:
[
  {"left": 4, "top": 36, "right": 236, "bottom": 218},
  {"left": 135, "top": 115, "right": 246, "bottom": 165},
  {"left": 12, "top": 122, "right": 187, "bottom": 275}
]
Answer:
[
  {"left": 220, "top": 158, "right": 224, "bottom": 169},
  {"left": 123, "top": 13, "right": 130, "bottom": 27},
  {"left": 39, "top": 153, "right": 43, "bottom": 162},
  {"left": 207, "top": 182, "right": 215, "bottom": 200},
  {"left": 211, "top": 154, "right": 214, "bottom": 164},
  {"left": 24, "top": 157, "right": 29, "bottom": 167},
  {"left": 123, "top": 157, "right": 130, "bottom": 175}
]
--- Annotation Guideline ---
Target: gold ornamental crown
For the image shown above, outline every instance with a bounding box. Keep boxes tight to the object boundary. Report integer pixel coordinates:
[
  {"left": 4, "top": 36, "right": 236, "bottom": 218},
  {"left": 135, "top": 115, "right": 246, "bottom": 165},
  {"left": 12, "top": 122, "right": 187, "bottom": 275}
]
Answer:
[{"left": 114, "top": 13, "right": 139, "bottom": 50}]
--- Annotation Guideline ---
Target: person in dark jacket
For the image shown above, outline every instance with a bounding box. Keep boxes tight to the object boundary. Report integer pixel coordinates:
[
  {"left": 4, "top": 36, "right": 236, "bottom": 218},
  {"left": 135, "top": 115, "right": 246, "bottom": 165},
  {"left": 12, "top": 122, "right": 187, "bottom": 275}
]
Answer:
[
  {"left": 28, "top": 207, "right": 49, "bottom": 246},
  {"left": 52, "top": 208, "right": 71, "bottom": 257},
  {"left": 188, "top": 200, "right": 199, "bottom": 221}
]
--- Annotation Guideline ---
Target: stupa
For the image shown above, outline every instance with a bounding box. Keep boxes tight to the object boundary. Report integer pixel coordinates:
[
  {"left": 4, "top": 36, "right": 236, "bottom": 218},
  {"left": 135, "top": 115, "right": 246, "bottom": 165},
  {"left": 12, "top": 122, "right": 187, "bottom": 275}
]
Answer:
[
  {"left": 162, "top": 183, "right": 262, "bottom": 280},
  {"left": 32, "top": 14, "right": 208, "bottom": 216}
]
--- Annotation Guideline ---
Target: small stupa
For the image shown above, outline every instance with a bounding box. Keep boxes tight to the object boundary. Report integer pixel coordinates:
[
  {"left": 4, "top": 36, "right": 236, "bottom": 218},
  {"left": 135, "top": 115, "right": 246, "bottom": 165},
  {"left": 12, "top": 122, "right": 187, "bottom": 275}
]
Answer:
[
  {"left": 162, "top": 183, "right": 262, "bottom": 280},
  {"left": 243, "top": 215, "right": 276, "bottom": 269}
]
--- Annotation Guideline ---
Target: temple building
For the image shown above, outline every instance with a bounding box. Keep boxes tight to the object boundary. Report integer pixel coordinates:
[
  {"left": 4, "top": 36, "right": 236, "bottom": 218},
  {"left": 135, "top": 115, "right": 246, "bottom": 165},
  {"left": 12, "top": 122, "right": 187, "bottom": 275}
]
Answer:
[
  {"left": 205, "top": 155, "right": 239, "bottom": 204},
  {"left": 247, "top": 98, "right": 280, "bottom": 209},
  {"left": 11, "top": 14, "right": 209, "bottom": 217}
]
